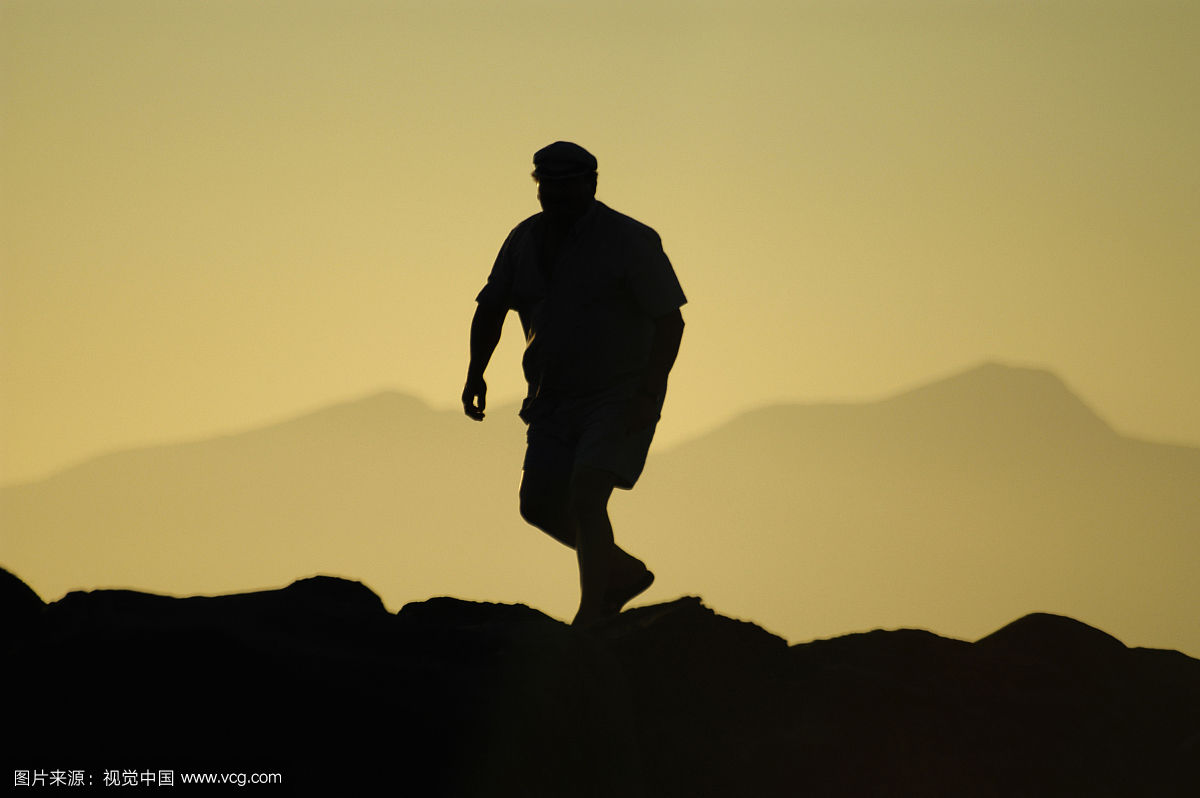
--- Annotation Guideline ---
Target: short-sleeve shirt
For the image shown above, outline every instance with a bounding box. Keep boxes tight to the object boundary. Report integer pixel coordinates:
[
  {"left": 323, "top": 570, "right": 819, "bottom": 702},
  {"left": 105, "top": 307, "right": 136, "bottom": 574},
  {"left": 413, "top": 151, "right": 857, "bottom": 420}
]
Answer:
[{"left": 476, "top": 200, "right": 687, "bottom": 404}]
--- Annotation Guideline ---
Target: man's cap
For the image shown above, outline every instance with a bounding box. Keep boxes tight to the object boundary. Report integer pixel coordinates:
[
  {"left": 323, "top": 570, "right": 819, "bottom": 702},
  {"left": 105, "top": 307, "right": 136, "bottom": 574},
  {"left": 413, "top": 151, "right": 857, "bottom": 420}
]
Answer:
[{"left": 532, "top": 141, "right": 597, "bottom": 181}]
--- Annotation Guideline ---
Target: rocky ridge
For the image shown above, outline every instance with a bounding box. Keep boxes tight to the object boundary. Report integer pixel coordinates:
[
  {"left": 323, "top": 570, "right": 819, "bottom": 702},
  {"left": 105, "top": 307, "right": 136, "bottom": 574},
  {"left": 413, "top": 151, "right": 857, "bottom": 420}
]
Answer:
[{"left": 3, "top": 567, "right": 1197, "bottom": 795}]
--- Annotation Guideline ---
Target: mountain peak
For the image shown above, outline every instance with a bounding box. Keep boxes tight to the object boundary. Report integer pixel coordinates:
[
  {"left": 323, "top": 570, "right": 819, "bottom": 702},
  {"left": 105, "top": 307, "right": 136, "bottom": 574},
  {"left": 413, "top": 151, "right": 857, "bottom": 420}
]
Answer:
[
  {"left": 882, "top": 361, "right": 1115, "bottom": 440},
  {"left": 891, "top": 361, "right": 1078, "bottom": 403}
]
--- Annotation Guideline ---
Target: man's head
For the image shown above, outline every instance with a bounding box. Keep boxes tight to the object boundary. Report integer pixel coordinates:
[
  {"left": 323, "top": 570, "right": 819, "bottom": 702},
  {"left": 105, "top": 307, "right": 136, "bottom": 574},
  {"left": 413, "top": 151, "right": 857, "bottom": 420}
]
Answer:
[{"left": 532, "top": 141, "right": 597, "bottom": 223}]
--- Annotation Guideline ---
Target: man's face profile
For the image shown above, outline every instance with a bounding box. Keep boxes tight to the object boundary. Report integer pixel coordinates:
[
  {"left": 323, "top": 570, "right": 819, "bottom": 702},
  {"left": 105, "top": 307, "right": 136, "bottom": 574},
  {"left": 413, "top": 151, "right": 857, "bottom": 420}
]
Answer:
[{"left": 536, "top": 174, "right": 595, "bottom": 223}]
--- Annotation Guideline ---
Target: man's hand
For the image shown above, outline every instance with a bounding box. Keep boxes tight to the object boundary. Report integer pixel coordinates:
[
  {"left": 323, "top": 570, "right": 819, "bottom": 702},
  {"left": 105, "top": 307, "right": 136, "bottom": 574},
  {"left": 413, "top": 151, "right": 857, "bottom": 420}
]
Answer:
[
  {"left": 463, "top": 302, "right": 506, "bottom": 422},
  {"left": 622, "top": 309, "right": 683, "bottom": 434},
  {"left": 462, "top": 374, "right": 488, "bottom": 421}
]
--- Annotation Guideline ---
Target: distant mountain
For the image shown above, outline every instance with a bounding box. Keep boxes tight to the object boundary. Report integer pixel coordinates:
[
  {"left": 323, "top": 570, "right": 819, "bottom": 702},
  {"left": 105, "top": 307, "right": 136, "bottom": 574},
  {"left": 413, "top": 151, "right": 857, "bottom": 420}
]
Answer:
[
  {"left": 5, "top": 568, "right": 1198, "bottom": 796},
  {"left": 3, "top": 362, "right": 1198, "bottom": 657},
  {"left": 622, "top": 362, "right": 1200, "bottom": 655},
  {"left": 0, "top": 391, "right": 536, "bottom": 608}
]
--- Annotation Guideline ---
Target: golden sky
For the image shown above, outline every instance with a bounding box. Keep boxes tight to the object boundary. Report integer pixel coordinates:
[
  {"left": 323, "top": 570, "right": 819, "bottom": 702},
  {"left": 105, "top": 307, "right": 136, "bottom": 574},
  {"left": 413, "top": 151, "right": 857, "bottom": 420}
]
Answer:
[{"left": 3, "top": 0, "right": 1199, "bottom": 484}]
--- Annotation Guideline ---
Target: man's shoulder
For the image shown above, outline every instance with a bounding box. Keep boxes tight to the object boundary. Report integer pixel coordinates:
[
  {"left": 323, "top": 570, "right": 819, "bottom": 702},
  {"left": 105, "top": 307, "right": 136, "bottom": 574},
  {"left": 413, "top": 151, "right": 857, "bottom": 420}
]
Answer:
[
  {"left": 507, "top": 212, "right": 543, "bottom": 238},
  {"left": 594, "top": 202, "right": 663, "bottom": 246},
  {"left": 495, "top": 213, "right": 545, "bottom": 261}
]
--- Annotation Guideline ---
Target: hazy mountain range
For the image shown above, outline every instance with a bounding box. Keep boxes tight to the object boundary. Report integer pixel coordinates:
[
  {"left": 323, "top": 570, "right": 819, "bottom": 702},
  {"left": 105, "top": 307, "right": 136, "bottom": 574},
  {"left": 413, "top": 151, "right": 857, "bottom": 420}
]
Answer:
[{"left": 3, "top": 362, "right": 1197, "bottom": 656}]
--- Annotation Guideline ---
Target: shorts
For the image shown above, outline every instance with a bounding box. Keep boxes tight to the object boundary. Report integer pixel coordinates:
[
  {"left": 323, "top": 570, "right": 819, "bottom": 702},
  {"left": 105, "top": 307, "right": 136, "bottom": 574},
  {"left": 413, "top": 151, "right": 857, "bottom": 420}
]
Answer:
[{"left": 521, "top": 378, "right": 661, "bottom": 490}]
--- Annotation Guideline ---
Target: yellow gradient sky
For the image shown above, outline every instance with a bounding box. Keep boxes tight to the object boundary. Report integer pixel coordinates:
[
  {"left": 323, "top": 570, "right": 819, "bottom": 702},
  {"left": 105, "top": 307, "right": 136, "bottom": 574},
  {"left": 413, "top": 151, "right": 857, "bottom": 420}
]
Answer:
[{"left": 2, "top": 0, "right": 1198, "bottom": 485}]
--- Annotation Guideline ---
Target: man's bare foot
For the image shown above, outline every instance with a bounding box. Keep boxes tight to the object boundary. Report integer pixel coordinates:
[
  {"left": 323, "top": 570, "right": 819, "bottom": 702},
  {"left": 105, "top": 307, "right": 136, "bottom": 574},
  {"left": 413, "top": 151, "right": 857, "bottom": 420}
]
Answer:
[
  {"left": 604, "top": 567, "right": 655, "bottom": 615},
  {"left": 571, "top": 568, "right": 654, "bottom": 627}
]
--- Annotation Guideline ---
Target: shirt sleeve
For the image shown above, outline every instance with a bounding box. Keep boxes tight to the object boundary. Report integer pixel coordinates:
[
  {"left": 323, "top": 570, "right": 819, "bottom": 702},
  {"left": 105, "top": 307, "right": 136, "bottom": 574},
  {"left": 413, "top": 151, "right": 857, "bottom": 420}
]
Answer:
[
  {"left": 475, "top": 228, "right": 518, "bottom": 309},
  {"left": 627, "top": 229, "right": 687, "bottom": 319}
]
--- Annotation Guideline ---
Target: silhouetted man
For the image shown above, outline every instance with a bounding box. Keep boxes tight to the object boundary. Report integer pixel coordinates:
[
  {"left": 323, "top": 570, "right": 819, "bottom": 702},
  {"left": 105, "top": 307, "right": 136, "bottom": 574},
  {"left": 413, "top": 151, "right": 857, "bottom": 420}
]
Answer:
[{"left": 462, "top": 142, "right": 686, "bottom": 626}]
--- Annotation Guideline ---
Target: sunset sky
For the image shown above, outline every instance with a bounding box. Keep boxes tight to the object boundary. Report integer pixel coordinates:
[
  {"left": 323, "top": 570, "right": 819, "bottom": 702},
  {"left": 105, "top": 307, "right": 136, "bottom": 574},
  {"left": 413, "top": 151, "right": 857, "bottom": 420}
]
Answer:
[{"left": 3, "top": 0, "right": 1198, "bottom": 486}]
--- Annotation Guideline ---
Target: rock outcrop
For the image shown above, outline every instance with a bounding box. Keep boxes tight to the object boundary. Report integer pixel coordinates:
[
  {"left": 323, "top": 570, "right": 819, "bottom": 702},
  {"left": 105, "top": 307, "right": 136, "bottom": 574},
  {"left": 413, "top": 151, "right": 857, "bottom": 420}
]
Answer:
[{"left": 4, "top": 567, "right": 1197, "bottom": 796}]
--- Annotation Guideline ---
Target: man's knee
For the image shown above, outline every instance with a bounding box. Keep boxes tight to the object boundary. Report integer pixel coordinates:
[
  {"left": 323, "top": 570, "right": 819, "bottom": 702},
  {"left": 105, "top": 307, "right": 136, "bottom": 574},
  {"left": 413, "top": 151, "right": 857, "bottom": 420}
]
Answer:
[
  {"left": 518, "top": 490, "right": 550, "bottom": 529},
  {"left": 519, "top": 470, "right": 567, "bottom": 531}
]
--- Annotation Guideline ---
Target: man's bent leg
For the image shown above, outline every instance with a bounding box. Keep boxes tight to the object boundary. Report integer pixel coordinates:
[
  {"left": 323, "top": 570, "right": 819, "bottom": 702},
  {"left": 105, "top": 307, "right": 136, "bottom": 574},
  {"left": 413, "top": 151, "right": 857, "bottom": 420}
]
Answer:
[
  {"left": 520, "top": 466, "right": 648, "bottom": 583},
  {"left": 518, "top": 467, "right": 573, "bottom": 548},
  {"left": 523, "top": 394, "right": 653, "bottom": 623},
  {"left": 567, "top": 395, "right": 658, "bottom": 621}
]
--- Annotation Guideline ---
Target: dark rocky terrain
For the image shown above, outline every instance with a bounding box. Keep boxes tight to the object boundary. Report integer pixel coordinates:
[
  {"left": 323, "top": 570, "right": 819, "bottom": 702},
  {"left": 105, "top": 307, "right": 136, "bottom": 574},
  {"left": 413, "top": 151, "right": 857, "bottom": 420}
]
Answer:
[{"left": 4, "top": 566, "right": 1198, "bottom": 795}]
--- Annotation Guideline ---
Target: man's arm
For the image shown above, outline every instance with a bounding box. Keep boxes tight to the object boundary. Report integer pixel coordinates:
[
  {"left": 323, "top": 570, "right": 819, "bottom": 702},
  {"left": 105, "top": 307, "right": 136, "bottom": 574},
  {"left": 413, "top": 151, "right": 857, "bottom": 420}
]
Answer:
[
  {"left": 642, "top": 307, "right": 684, "bottom": 397},
  {"left": 462, "top": 302, "right": 507, "bottom": 421},
  {"left": 626, "top": 308, "right": 685, "bottom": 432}
]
